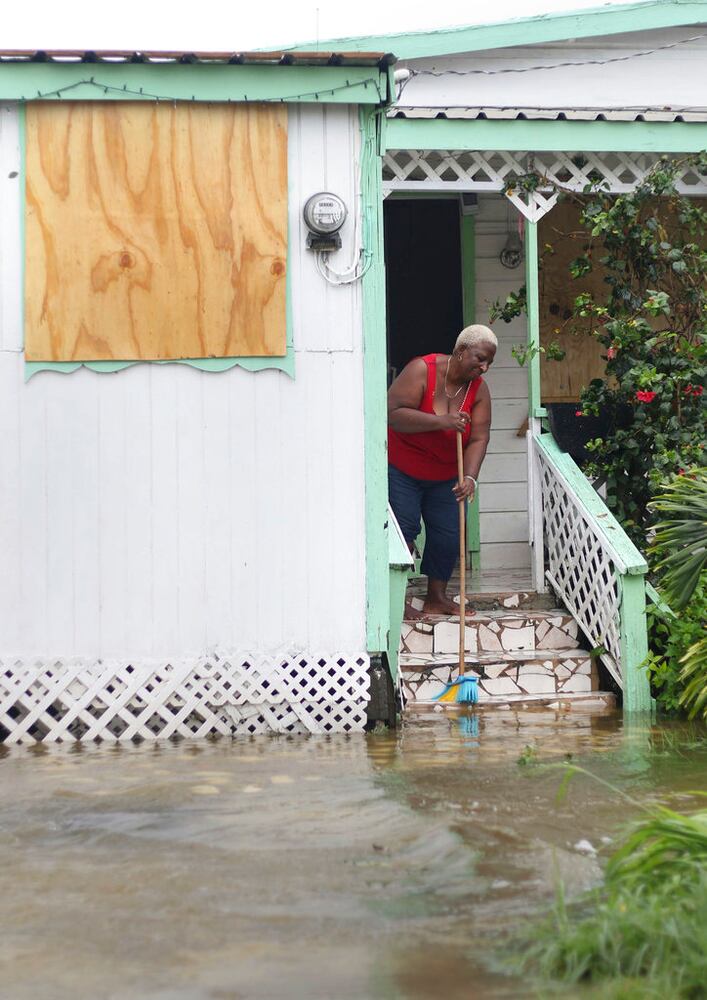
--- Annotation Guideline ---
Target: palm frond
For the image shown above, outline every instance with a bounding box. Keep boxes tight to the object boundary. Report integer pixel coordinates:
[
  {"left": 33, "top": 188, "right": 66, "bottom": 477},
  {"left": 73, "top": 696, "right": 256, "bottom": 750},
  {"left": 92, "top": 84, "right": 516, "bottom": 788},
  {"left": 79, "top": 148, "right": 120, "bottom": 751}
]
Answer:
[{"left": 648, "top": 470, "right": 707, "bottom": 609}]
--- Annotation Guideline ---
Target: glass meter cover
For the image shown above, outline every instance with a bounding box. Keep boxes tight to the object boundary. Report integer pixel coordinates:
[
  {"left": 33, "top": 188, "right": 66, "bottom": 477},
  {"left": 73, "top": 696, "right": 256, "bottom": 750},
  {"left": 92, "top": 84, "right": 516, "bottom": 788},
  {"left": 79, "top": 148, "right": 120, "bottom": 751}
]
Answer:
[{"left": 303, "top": 193, "right": 347, "bottom": 234}]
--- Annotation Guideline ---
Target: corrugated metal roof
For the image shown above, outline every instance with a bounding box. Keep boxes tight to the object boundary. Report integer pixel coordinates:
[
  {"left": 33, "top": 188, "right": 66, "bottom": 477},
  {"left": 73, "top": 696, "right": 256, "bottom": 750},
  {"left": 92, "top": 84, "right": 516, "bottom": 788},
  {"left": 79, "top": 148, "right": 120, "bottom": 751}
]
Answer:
[
  {"left": 0, "top": 49, "right": 395, "bottom": 68},
  {"left": 389, "top": 105, "right": 707, "bottom": 122}
]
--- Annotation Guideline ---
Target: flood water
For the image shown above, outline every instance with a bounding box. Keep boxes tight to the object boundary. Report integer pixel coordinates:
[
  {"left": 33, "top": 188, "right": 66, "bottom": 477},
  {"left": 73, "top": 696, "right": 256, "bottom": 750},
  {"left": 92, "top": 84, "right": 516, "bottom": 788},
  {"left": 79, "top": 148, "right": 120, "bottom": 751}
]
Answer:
[{"left": 1, "top": 707, "right": 706, "bottom": 1000}]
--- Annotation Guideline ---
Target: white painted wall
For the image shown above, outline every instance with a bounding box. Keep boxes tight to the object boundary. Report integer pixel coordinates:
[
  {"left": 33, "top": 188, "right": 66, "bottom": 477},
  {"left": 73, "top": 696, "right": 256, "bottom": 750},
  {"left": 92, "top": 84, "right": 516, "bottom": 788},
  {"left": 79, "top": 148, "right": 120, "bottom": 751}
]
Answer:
[
  {"left": 475, "top": 194, "right": 530, "bottom": 572},
  {"left": 396, "top": 26, "right": 707, "bottom": 110},
  {"left": 0, "top": 103, "right": 368, "bottom": 660}
]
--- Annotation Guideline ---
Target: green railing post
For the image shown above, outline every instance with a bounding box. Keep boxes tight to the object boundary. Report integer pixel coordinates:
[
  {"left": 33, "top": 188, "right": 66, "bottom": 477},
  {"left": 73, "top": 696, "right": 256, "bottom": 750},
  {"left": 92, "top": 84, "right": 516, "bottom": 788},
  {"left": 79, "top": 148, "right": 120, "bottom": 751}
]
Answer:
[
  {"left": 619, "top": 572, "right": 653, "bottom": 714},
  {"left": 524, "top": 219, "right": 542, "bottom": 417}
]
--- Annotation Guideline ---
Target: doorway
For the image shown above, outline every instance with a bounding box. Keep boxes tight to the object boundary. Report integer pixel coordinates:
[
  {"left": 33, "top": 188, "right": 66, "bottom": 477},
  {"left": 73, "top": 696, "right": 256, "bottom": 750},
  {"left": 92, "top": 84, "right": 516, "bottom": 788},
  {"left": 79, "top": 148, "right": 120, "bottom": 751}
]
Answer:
[
  {"left": 384, "top": 198, "right": 465, "bottom": 381},
  {"left": 383, "top": 196, "right": 481, "bottom": 566}
]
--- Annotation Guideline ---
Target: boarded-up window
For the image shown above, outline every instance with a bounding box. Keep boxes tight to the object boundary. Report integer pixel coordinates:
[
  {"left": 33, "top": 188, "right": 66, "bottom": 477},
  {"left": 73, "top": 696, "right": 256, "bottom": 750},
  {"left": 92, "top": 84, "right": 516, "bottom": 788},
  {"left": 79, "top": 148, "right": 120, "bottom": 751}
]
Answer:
[{"left": 25, "top": 102, "right": 288, "bottom": 362}]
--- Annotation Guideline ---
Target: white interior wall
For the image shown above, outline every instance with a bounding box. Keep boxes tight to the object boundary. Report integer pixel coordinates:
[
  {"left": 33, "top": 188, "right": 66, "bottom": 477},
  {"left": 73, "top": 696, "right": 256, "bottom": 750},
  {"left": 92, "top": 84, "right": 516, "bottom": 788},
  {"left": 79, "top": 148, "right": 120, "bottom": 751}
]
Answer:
[
  {"left": 475, "top": 193, "right": 530, "bottom": 572},
  {"left": 0, "top": 102, "right": 368, "bottom": 660},
  {"left": 397, "top": 27, "right": 707, "bottom": 109}
]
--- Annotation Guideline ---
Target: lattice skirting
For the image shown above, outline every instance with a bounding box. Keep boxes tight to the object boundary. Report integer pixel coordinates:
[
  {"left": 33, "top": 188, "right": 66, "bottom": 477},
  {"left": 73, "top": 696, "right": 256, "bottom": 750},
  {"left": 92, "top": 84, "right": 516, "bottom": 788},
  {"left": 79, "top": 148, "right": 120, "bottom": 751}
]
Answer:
[{"left": 0, "top": 652, "right": 371, "bottom": 743}]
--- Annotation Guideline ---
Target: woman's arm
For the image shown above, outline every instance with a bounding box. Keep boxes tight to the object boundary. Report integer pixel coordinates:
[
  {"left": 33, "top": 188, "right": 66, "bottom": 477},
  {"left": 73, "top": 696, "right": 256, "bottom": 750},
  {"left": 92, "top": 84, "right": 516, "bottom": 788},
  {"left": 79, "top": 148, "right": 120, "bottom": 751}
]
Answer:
[
  {"left": 453, "top": 382, "right": 492, "bottom": 501},
  {"left": 388, "top": 358, "right": 470, "bottom": 434}
]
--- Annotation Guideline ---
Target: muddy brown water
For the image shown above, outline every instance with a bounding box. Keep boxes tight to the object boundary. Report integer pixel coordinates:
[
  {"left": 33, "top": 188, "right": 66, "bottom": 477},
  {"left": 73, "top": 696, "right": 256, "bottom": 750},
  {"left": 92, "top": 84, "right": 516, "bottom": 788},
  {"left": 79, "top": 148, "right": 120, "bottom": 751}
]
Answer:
[{"left": 1, "top": 707, "right": 706, "bottom": 1000}]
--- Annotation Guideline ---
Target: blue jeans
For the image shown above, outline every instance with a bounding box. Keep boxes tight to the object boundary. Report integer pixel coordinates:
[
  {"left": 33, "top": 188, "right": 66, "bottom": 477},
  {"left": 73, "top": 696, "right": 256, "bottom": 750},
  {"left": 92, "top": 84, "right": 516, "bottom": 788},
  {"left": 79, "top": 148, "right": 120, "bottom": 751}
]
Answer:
[{"left": 388, "top": 465, "right": 461, "bottom": 583}]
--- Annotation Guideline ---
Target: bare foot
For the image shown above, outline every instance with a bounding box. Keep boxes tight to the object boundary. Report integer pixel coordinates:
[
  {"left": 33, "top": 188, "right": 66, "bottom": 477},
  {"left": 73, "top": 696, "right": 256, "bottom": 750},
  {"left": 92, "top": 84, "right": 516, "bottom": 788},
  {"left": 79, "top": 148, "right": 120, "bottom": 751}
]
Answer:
[
  {"left": 404, "top": 601, "right": 424, "bottom": 621},
  {"left": 423, "top": 597, "right": 475, "bottom": 617}
]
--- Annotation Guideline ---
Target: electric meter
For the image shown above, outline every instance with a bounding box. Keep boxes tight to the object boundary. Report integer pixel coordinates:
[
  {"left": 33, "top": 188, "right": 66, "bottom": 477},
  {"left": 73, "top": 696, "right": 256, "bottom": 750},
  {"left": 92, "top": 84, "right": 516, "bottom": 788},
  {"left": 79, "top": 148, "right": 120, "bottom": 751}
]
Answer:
[{"left": 303, "top": 192, "right": 347, "bottom": 235}]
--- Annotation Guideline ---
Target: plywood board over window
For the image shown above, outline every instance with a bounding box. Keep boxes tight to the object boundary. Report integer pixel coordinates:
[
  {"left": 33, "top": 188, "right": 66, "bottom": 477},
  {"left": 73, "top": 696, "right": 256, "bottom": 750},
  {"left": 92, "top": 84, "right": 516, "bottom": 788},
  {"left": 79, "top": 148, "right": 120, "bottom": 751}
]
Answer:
[{"left": 25, "top": 101, "right": 288, "bottom": 362}]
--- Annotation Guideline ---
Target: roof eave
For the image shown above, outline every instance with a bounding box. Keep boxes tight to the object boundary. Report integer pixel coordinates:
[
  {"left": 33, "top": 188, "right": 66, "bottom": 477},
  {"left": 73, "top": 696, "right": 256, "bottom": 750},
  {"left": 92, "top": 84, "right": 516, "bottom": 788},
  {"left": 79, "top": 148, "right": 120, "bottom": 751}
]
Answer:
[{"left": 274, "top": 0, "right": 707, "bottom": 60}]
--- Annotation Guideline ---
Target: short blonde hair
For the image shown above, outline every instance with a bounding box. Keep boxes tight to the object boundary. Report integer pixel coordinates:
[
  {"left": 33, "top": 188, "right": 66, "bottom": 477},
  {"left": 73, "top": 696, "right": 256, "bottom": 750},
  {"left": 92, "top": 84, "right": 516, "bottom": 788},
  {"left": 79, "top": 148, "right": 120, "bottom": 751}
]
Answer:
[{"left": 454, "top": 324, "right": 498, "bottom": 352}]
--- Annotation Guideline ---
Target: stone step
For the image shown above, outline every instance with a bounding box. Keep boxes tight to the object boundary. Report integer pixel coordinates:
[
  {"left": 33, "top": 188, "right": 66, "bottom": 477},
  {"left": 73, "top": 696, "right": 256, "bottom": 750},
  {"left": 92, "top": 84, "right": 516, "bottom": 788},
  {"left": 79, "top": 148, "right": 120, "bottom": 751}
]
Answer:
[
  {"left": 399, "top": 648, "right": 599, "bottom": 704},
  {"left": 406, "top": 589, "right": 558, "bottom": 611},
  {"left": 401, "top": 611, "right": 579, "bottom": 656},
  {"left": 405, "top": 691, "right": 617, "bottom": 713}
]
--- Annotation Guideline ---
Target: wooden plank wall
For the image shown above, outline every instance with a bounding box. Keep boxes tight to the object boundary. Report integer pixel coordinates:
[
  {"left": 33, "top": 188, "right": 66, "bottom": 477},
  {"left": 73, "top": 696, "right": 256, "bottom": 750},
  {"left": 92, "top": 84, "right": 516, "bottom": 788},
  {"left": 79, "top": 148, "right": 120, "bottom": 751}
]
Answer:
[
  {"left": 0, "top": 104, "right": 367, "bottom": 659},
  {"left": 25, "top": 101, "right": 288, "bottom": 362},
  {"left": 475, "top": 194, "right": 530, "bottom": 571}
]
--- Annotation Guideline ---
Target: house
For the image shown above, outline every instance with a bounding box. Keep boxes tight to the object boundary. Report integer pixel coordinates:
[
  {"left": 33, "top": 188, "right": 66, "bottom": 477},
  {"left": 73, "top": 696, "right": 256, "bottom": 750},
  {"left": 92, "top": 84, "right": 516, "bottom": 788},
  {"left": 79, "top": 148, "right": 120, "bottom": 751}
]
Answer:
[
  {"left": 0, "top": 50, "right": 396, "bottom": 740},
  {"left": 1, "top": 1, "right": 705, "bottom": 741},
  {"left": 291, "top": 0, "right": 707, "bottom": 714}
]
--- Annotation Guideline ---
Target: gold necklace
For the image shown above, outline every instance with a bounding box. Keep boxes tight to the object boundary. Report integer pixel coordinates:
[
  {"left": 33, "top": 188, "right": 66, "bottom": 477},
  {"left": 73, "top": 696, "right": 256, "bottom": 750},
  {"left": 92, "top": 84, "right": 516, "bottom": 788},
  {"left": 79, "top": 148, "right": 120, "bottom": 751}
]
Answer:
[{"left": 444, "top": 356, "right": 466, "bottom": 400}]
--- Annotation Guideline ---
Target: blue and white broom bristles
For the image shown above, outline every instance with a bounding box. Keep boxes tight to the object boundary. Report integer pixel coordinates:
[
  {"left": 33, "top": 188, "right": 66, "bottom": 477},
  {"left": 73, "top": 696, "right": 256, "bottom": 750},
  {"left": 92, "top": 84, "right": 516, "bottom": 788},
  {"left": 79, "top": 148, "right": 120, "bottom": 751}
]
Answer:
[{"left": 435, "top": 674, "right": 479, "bottom": 704}]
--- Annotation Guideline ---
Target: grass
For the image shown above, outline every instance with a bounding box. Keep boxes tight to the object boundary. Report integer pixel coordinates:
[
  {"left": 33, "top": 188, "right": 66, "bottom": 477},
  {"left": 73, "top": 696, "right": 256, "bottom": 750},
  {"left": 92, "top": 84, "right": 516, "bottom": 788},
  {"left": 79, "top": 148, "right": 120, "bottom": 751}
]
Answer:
[{"left": 513, "top": 770, "right": 707, "bottom": 998}]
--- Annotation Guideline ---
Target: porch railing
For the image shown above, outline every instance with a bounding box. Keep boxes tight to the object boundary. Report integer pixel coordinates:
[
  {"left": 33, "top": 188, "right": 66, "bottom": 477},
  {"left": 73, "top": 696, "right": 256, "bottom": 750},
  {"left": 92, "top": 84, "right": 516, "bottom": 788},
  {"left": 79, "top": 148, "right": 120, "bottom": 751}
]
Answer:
[{"left": 533, "top": 432, "right": 652, "bottom": 712}]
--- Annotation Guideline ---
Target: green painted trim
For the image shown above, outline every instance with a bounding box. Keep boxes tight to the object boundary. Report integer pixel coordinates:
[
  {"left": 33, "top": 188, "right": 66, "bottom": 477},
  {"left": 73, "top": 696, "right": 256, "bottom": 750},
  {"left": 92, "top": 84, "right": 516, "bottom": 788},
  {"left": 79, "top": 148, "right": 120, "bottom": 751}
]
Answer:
[
  {"left": 459, "top": 212, "right": 480, "bottom": 559},
  {"left": 385, "top": 191, "right": 463, "bottom": 200},
  {"left": 525, "top": 220, "right": 542, "bottom": 417},
  {"left": 361, "top": 107, "right": 390, "bottom": 653},
  {"left": 283, "top": 1, "right": 707, "bottom": 59},
  {"left": 25, "top": 353, "right": 295, "bottom": 380},
  {"left": 0, "top": 63, "right": 388, "bottom": 104},
  {"left": 467, "top": 491, "right": 481, "bottom": 557},
  {"left": 460, "top": 213, "right": 476, "bottom": 331},
  {"left": 535, "top": 433, "right": 648, "bottom": 574},
  {"left": 619, "top": 573, "right": 653, "bottom": 713},
  {"left": 385, "top": 118, "right": 707, "bottom": 154}
]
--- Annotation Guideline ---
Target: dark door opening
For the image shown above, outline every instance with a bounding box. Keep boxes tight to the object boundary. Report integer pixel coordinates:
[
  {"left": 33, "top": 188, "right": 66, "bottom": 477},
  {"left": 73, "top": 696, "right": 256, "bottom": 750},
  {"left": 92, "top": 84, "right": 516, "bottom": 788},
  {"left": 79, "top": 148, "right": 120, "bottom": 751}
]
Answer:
[{"left": 384, "top": 198, "right": 464, "bottom": 380}]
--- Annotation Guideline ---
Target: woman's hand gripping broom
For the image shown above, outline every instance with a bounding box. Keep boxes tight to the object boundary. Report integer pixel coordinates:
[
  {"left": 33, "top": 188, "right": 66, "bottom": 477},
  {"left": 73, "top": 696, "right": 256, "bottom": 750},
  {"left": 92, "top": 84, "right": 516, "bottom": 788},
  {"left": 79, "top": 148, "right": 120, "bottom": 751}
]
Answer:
[{"left": 435, "top": 431, "right": 479, "bottom": 704}]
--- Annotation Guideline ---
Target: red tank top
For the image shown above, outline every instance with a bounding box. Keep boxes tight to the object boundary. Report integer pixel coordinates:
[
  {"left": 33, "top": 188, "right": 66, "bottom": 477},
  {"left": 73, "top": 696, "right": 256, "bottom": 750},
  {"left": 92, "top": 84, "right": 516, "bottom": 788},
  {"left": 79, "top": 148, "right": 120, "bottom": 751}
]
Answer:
[{"left": 388, "top": 354, "right": 483, "bottom": 481}]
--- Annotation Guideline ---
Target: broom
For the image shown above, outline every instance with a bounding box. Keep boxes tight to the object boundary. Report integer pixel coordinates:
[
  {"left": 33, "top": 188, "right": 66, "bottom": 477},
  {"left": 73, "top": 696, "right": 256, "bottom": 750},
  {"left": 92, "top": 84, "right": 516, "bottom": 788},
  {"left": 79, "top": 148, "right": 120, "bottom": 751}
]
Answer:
[{"left": 435, "top": 430, "right": 479, "bottom": 704}]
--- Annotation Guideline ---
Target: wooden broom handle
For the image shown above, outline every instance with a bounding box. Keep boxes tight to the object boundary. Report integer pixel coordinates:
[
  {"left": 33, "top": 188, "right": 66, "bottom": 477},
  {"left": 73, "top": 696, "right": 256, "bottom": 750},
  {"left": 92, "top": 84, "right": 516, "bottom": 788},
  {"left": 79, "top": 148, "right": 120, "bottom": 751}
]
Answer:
[{"left": 457, "top": 430, "right": 466, "bottom": 674}]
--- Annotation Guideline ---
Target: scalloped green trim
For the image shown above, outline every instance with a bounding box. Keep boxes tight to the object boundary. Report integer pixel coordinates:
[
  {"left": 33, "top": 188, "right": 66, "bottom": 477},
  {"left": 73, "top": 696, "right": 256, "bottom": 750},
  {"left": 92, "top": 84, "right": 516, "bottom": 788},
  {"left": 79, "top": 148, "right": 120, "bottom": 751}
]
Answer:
[{"left": 24, "top": 352, "right": 294, "bottom": 380}]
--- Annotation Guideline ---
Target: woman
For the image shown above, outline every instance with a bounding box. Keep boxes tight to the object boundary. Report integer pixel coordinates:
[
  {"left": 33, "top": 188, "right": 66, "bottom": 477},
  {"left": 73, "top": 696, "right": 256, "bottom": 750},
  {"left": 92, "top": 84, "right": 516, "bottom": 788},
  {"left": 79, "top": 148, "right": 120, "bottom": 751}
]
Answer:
[{"left": 388, "top": 324, "right": 497, "bottom": 616}]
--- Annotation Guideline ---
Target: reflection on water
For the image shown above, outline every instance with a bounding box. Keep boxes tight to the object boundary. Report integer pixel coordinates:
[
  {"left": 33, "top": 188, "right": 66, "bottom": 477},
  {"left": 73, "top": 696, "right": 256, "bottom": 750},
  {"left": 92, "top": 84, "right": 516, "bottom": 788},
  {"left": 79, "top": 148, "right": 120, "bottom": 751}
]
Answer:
[{"left": 1, "top": 708, "right": 705, "bottom": 999}]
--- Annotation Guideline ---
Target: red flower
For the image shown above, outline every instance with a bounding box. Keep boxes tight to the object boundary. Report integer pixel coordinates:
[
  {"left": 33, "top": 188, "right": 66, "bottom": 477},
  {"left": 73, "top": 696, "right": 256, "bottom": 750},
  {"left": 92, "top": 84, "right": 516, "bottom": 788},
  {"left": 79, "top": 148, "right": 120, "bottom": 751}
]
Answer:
[
  {"left": 684, "top": 385, "right": 693, "bottom": 394},
  {"left": 636, "top": 390, "right": 657, "bottom": 403},
  {"left": 575, "top": 410, "right": 585, "bottom": 417},
  {"left": 606, "top": 347, "right": 617, "bottom": 360},
  {"left": 678, "top": 468, "right": 686, "bottom": 475},
  {"left": 693, "top": 385, "right": 704, "bottom": 397}
]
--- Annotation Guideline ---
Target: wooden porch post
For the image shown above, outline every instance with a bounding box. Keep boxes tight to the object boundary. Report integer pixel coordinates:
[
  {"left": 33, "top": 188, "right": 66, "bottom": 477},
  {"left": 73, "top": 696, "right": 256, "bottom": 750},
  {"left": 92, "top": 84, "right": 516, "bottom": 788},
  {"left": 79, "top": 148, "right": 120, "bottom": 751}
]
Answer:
[{"left": 524, "top": 218, "right": 546, "bottom": 592}]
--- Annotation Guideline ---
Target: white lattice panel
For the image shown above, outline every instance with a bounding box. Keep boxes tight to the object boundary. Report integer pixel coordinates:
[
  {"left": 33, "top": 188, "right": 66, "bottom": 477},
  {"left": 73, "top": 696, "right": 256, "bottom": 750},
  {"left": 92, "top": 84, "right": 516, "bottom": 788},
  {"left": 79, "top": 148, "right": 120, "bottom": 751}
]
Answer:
[
  {"left": 383, "top": 150, "right": 707, "bottom": 219},
  {"left": 0, "top": 652, "right": 370, "bottom": 743},
  {"left": 534, "top": 448, "right": 622, "bottom": 686}
]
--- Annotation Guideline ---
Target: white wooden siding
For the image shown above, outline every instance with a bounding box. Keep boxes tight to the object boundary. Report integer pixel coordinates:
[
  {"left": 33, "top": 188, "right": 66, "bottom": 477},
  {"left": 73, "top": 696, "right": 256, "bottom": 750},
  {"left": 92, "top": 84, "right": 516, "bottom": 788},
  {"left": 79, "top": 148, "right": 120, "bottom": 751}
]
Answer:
[
  {"left": 475, "top": 193, "right": 530, "bottom": 572},
  {"left": 0, "top": 103, "right": 368, "bottom": 660},
  {"left": 397, "top": 27, "right": 707, "bottom": 110},
  {"left": 0, "top": 105, "right": 21, "bottom": 354}
]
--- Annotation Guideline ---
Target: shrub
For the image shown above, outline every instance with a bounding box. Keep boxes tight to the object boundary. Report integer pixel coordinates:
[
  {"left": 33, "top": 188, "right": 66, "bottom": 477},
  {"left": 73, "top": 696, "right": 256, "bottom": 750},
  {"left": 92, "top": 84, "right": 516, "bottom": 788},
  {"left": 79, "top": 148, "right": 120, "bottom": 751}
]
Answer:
[
  {"left": 647, "top": 471, "right": 707, "bottom": 717},
  {"left": 516, "top": 783, "right": 707, "bottom": 998},
  {"left": 646, "top": 578, "right": 707, "bottom": 715},
  {"left": 571, "top": 156, "right": 707, "bottom": 545}
]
